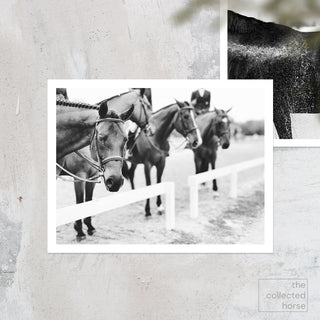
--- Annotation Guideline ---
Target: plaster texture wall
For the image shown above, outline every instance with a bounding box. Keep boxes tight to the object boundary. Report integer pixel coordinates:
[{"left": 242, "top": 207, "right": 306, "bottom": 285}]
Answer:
[{"left": 1, "top": 1, "right": 319, "bottom": 319}]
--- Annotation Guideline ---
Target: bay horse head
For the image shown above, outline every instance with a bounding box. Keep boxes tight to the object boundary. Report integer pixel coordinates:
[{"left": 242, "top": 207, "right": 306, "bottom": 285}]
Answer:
[
  {"left": 174, "top": 100, "right": 202, "bottom": 149},
  {"left": 93, "top": 102, "right": 134, "bottom": 191},
  {"left": 129, "top": 88, "right": 154, "bottom": 134},
  {"left": 213, "top": 107, "right": 232, "bottom": 149},
  {"left": 101, "top": 88, "right": 153, "bottom": 135}
]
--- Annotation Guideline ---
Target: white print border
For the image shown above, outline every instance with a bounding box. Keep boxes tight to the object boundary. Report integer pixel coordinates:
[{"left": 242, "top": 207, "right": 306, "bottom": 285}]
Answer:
[
  {"left": 48, "top": 79, "right": 273, "bottom": 253},
  {"left": 274, "top": 139, "right": 320, "bottom": 147},
  {"left": 220, "top": 0, "right": 228, "bottom": 80}
]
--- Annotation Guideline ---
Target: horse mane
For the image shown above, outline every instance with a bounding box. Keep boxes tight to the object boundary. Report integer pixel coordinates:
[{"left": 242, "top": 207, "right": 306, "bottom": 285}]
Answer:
[
  {"left": 196, "top": 108, "right": 224, "bottom": 118},
  {"left": 96, "top": 91, "right": 131, "bottom": 105},
  {"left": 228, "top": 10, "right": 298, "bottom": 37},
  {"left": 56, "top": 98, "right": 122, "bottom": 121},
  {"left": 104, "top": 110, "right": 121, "bottom": 119},
  {"left": 56, "top": 97, "right": 99, "bottom": 110},
  {"left": 152, "top": 103, "right": 176, "bottom": 115},
  {"left": 202, "top": 116, "right": 215, "bottom": 143},
  {"left": 56, "top": 88, "right": 68, "bottom": 99},
  {"left": 228, "top": 10, "right": 260, "bottom": 34}
]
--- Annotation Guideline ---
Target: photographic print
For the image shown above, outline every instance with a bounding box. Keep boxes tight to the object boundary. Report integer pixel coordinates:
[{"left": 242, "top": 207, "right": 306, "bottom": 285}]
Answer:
[
  {"left": 48, "top": 79, "right": 273, "bottom": 253},
  {"left": 3, "top": 0, "right": 320, "bottom": 317},
  {"left": 228, "top": 0, "right": 320, "bottom": 144}
]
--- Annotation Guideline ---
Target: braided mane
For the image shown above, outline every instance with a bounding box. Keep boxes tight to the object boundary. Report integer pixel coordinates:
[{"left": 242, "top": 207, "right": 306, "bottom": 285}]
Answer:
[
  {"left": 56, "top": 97, "right": 122, "bottom": 120},
  {"left": 56, "top": 97, "right": 99, "bottom": 110},
  {"left": 152, "top": 103, "right": 176, "bottom": 115}
]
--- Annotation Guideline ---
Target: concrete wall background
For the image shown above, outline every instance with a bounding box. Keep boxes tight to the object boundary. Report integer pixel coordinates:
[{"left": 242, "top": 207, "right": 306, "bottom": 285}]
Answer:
[{"left": 1, "top": 0, "right": 319, "bottom": 319}]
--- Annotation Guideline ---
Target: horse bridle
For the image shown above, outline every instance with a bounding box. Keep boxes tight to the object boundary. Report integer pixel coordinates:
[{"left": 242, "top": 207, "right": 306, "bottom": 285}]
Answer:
[
  {"left": 137, "top": 95, "right": 152, "bottom": 134},
  {"left": 124, "top": 96, "right": 152, "bottom": 156},
  {"left": 57, "top": 117, "right": 125, "bottom": 183},
  {"left": 179, "top": 105, "right": 199, "bottom": 136},
  {"left": 214, "top": 115, "right": 231, "bottom": 146},
  {"left": 91, "top": 117, "right": 124, "bottom": 168}
]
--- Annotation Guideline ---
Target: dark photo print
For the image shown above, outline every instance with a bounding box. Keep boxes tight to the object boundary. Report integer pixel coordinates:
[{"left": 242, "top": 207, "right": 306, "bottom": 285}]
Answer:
[{"left": 228, "top": 1, "right": 320, "bottom": 140}]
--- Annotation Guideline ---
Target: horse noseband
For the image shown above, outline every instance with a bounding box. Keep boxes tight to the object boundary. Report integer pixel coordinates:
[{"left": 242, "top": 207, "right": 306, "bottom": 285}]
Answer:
[
  {"left": 216, "top": 129, "right": 230, "bottom": 146},
  {"left": 93, "top": 117, "right": 125, "bottom": 172},
  {"left": 100, "top": 156, "right": 123, "bottom": 167},
  {"left": 179, "top": 106, "right": 199, "bottom": 135}
]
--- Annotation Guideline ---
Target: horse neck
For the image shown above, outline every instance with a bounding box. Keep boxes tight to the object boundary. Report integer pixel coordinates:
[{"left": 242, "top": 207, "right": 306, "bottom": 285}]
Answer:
[
  {"left": 151, "top": 104, "right": 178, "bottom": 147},
  {"left": 104, "top": 92, "right": 144, "bottom": 127},
  {"left": 56, "top": 108, "right": 98, "bottom": 159},
  {"left": 199, "top": 113, "right": 216, "bottom": 145}
]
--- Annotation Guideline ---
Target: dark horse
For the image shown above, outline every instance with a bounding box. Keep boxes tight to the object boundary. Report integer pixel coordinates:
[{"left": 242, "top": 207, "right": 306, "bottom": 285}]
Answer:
[
  {"left": 124, "top": 100, "right": 202, "bottom": 216},
  {"left": 193, "top": 108, "right": 231, "bottom": 192},
  {"left": 228, "top": 10, "right": 320, "bottom": 139},
  {"left": 59, "top": 88, "right": 152, "bottom": 240},
  {"left": 57, "top": 97, "right": 133, "bottom": 193}
]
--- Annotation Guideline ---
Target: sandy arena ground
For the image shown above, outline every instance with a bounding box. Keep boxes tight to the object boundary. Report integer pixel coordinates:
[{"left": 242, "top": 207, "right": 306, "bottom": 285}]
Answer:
[{"left": 56, "top": 137, "right": 264, "bottom": 244}]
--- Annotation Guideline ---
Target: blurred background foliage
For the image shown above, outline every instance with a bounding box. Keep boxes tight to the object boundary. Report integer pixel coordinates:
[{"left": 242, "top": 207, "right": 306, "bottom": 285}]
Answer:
[
  {"left": 239, "top": 120, "right": 264, "bottom": 136},
  {"left": 172, "top": 0, "right": 220, "bottom": 28},
  {"left": 173, "top": 0, "right": 320, "bottom": 28},
  {"left": 261, "top": 0, "right": 320, "bottom": 27}
]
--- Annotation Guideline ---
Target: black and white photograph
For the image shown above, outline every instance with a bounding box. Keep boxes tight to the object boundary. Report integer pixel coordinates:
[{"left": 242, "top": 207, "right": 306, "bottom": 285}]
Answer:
[
  {"left": 4, "top": 0, "right": 320, "bottom": 318},
  {"left": 228, "top": 0, "right": 320, "bottom": 142},
  {"left": 49, "top": 80, "right": 273, "bottom": 253}
]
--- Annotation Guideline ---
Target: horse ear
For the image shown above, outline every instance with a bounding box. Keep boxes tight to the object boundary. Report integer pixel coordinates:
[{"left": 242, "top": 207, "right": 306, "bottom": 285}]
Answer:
[
  {"left": 120, "top": 105, "right": 134, "bottom": 121},
  {"left": 99, "top": 101, "right": 109, "bottom": 118},
  {"left": 56, "top": 88, "right": 68, "bottom": 99},
  {"left": 139, "top": 88, "right": 145, "bottom": 96},
  {"left": 175, "top": 99, "right": 185, "bottom": 108},
  {"left": 226, "top": 107, "right": 232, "bottom": 113},
  {"left": 132, "top": 88, "right": 145, "bottom": 96}
]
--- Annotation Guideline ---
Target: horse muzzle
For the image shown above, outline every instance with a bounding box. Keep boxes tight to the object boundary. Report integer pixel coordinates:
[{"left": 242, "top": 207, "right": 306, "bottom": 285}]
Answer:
[
  {"left": 221, "top": 142, "right": 230, "bottom": 149},
  {"left": 220, "top": 139, "right": 230, "bottom": 149},
  {"left": 218, "top": 134, "right": 230, "bottom": 149},
  {"left": 191, "top": 140, "right": 200, "bottom": 149},
  {"left": 188, "top": 130, "right": 202, "bottom": 149},
  {"left": 104, "top": 175, "right": 124, "bottom": 192}
]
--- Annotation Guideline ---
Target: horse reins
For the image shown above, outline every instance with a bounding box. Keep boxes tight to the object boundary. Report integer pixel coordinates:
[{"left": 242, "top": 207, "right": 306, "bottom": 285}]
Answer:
[
  {"left": 138, "top": 95, "right": 152, "bottom": 133},
  {"left": 56, "top": 97, "right": 100, "bottom": 110},
  {"left": 125, "top": 95, "right": 152, "bottom": 155},
  {"left": 145, "top": 104, "right": 199, "bottom": 155},
  {"left": 56, "top": 98, "right": 125, "bottom": 184}
]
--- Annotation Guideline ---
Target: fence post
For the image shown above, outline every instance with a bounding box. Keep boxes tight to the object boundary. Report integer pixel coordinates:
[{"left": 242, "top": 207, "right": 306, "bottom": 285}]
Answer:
[
  {"left": 165, "top": 182, "right": 175, "bottom": 230},
  {"left": 189, "top": 178, "right": 199, "bottom": 219},
  {"left": 230, "top": 168, "right": 238, "bottom": 199}
]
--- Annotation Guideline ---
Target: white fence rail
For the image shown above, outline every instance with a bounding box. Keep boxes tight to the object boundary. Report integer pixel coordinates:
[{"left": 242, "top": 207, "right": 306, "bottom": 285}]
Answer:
[
  {"left": 56, "top": 182, "right": 175, "bottom": 230},
  {"left": 188, "top": 157, "right": 264, "bottom": 219}
]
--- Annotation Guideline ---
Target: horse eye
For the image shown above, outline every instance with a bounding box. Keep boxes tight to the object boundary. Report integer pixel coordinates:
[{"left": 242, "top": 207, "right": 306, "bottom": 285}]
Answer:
[{"left": 98, "top": 135, "right": 110, "bottom": 145}]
